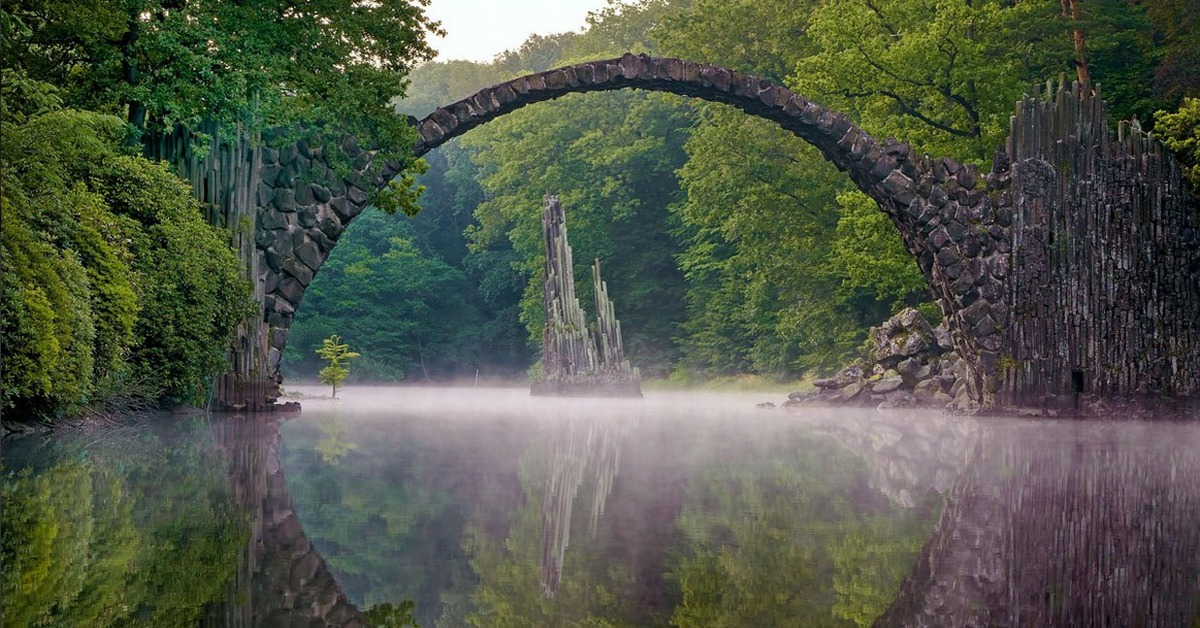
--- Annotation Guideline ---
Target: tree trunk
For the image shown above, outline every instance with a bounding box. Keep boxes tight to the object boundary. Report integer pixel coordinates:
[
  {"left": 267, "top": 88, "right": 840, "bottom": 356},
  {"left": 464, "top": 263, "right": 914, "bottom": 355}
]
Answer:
[{"left": 1062, "top": 0, "right": 1091, "bottom": 87}]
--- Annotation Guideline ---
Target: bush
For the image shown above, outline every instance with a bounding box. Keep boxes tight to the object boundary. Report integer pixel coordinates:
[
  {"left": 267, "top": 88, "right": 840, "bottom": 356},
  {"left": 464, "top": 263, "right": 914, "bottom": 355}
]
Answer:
[{"left": 0, "top": 109, "right": 250, "bottom": 419}]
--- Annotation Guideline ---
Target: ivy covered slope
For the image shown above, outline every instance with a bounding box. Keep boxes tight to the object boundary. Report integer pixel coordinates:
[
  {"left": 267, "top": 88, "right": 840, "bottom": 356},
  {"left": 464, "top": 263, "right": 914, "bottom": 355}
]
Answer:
[{"left": 1, "top": 0, "right": 440, "bottom": 421}]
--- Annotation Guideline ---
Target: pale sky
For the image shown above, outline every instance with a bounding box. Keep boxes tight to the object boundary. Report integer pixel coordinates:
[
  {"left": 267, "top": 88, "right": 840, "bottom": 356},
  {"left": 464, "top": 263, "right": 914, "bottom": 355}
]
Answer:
[{"left": 424, "top": 0, "right": 615, "bottom": 62}]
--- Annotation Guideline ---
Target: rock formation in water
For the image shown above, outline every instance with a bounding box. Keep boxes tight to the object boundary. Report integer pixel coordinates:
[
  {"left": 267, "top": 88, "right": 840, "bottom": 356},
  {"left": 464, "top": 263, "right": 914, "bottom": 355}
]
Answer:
[{"left": 532, "top": 195, "right": 641, "bottom": 397}]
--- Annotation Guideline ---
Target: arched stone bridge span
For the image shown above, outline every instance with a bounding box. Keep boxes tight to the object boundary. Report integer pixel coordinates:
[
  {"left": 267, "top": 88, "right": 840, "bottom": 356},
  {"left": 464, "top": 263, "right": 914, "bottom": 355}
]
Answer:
[{"left": 241, "top": 54, "right": 1200, "bottom": 412}]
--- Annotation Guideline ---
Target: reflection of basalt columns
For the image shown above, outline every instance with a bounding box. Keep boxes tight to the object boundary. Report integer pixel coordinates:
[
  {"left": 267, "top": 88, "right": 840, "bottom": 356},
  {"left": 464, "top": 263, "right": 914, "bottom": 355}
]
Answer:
[
  {"left": 206, "top": 417, "right": 366, "bottom": 627},
  {"left": 876, "top": 421, "right": 1200, "bottom": 627},
  {"left": 539, "top": 419, "right": 627, "bottom": 597}
]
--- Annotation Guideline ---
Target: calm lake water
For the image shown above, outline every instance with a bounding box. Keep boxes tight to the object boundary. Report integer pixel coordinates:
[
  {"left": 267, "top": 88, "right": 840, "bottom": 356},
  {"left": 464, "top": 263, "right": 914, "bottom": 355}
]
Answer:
[{"left": 3, "top": 386, "right": 1199, "bottom": 627}]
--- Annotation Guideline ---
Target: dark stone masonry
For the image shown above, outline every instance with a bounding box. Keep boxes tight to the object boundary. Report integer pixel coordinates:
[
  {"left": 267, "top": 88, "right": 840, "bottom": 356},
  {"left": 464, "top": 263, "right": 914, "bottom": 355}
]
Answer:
[{"left": 153, "top": 54, "right": 1200, "bottom": 415}]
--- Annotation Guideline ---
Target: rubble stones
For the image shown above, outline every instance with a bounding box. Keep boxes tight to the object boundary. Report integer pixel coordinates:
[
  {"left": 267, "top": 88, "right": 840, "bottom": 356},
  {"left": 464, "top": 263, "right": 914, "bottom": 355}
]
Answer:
[{"left": 787, "top": 308, "right": 965, "bottom": 412}]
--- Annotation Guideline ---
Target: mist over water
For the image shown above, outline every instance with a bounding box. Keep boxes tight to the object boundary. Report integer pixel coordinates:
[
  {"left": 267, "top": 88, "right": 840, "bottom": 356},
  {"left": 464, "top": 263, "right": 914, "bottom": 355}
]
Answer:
[
  {"left": 4, "top": 386, "right": 1199, "bottom": 626},
  {"left": 277, "top": 386, "right": 1200, "bottom": 627}
]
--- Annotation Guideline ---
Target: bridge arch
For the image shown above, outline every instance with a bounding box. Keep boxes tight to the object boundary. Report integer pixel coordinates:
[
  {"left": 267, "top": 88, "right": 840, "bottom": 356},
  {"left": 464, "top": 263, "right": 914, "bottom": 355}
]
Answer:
[{"left": 256, "top": 55, "right": 1014, "bottom": 408}]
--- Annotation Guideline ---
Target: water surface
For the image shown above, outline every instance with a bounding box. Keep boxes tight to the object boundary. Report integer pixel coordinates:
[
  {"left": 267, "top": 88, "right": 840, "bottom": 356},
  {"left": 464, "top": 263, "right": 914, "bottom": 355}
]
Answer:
[{"left": 3, "top": 386, "right": 1198, "bottom": 627}]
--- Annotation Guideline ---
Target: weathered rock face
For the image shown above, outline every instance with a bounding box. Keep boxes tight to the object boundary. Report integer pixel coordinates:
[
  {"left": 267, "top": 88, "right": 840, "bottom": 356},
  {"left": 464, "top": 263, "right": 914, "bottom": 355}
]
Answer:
[{"left": 993, "top": 85, "right": 1200, "bottom": 408}]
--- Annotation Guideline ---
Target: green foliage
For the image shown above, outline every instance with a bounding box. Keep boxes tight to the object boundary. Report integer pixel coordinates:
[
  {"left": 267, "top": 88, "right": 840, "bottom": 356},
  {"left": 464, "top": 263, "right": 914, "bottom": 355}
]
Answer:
[
  {"left": 0, "top": 206, "right": 95, "bottom": 417},
  {"left": 0, "top": 109, "right": 250, "bottom": 419},
  {"left": 1, "top": 421, "right": 247, "bottom": 627},
  {"left": 285, "top": 210, "right": 487, "bottom": 382},
  {"left": 793, "top": 0, "right": 1050, "bottom": 161},
  {"left": 316, "top": 335, "right": 361, "bottom": 398},
  {"left": 1156, "top": 97, "right": 1200, "bottom": 194},
  {"left": 365, "top": 600, "right": 421, "bottom": 628},
  {"left": 829, "top": 191, "right": 929, "bottom": 308}
]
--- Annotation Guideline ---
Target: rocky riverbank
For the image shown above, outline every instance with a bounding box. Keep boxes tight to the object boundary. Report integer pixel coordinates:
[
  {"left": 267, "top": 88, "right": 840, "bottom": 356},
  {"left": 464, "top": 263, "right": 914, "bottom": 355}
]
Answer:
[{"left": 781, "top": 308, "right": 1198, "bottom": 419}]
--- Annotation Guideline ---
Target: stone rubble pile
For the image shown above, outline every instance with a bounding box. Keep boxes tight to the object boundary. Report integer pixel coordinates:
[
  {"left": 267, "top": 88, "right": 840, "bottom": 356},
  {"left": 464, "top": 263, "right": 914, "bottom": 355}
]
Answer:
[{"left": 786, "top": 308, "right": 975, "bottom": 412}]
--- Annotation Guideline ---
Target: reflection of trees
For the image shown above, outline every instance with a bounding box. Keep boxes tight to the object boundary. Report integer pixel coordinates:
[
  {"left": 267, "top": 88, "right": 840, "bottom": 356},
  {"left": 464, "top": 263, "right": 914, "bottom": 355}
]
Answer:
[
  {"left": 667, "top": 427, "right": 931, "bottom": 628},
  {"left": 1, "top": 421, "right": 246, "bottom": 627},
  {"left": 278, "top": 417, "right": 457, "bottom": 622},
  {"left": 314, "top": 417, "right": 358, "bottom": 465}
]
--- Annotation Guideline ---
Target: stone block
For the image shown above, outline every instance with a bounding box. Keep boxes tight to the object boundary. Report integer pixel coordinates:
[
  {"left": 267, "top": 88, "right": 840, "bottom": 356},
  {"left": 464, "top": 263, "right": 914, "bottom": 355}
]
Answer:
[
  {"left": 343, "top": 135, "right": 366, "bottom": 158},
  {"left": 278, "top": 277, "right": 304, "bottom": 305},
  {"left": 929, "top": 226, "right": 951, "bottom": 250},
  {"left": 312, "top": 184, "right": 331, "bottom": 203},
  {"left": 282, "top": 258, "right": 314, "bottom": 286},
  {"left": 872, "top": 375, "right": 904, "bottom": 394},
  {"left": 279, "top": 144, "right": 298, "bottom": 166},
  {"left": 296, "top": 239, "right": 324, "bottom": 271},
  {"left": 868, "top": 157, "right": 897, "bottom": 181},
  {"left": 347, "top": 185, "right": 368, "bottom": 205},
  {"left": 260, "top": 209, "right": 288, "bottom": 231},
  {"left": 328, "top": 177, "right": 346, "bottom": 197},
  {"left": 963, "top": 233, "right": 982, "bottom": 257},
  {"left": 973, "top": 315, "right": 997, "bottom": 337},
  {"left": 944, "top": 219, "right": 967, "bottom": 240},
  {"left": 270, "top": 327, "right": 289, "bottom": 350},
  {"left": 317, "top": 215, "right": 343, "bottom": 240},
  {"left": 272, "top": 229, "right": 295, "bottom": 257},
  {"left": 936, "top": 247, "right": 960, "bottom": 267},
  {"left": 261, "top": 164, "right": 283, "bottom": 187},
  {"left": 294, "top": 184, "right": 315, "bottom": 206},
  {"left": 297, "top": 206, "right": 318, "bottom": 229},
  {"left": 418, "top": 120, "right": 445, "bottom": 143},
  {"left": 290, "top": 226, "right": 307, "bottom": 251},
  {"left": 273, "top": 188, "right": 295, "bottom": 212},
  {"left": 271, "top": 295, "right": 294, "bottom": 315},
  {"left": 264, "top": 271, "right": 282, "bottom": 294},
  {"left": 957, "top": 166, "right": 978, "bottom": 189},
  {"left": 265, "top": 248, "right": 286, "bottom": 272},
  {"left": 257, "top": 181, "right": 275, "bottom": 207},
  {"left": 962, "top": 300, "right": 991, "bottom": 326},
  {"left": 329, "top": 196, "right": 354, "bottom": 221},
  {"left": 620, "top": 53, "right": 641, "bottom": 79},
  {"left": 311, "top": 228, "right": 336, "bottom": 252},
  {"left": 929, "top": 186, "right": 949, "bottom": 208}
]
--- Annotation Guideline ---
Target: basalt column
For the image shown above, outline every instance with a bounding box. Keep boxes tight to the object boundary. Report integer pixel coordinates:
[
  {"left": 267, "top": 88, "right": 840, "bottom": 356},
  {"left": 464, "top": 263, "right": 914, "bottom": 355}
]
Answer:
[{"left": 993, "top": 81, "right": 1200, "bottom": 409}]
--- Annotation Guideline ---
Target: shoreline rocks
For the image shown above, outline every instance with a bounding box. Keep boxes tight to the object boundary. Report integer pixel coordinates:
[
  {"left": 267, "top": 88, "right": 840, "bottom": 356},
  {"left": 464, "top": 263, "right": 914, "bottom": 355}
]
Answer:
[
  {"left": 788, "top": 308, "right": 970, "bottom": 412},
  {"left": 781, "top": 307, "right": 1199, "bottom": 419}
]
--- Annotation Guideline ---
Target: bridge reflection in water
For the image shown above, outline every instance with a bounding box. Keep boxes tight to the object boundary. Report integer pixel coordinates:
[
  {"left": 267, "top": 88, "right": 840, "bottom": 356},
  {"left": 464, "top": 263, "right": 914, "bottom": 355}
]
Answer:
[{"left": 207, "top": 399, "right": 1200, "bottom": 627}]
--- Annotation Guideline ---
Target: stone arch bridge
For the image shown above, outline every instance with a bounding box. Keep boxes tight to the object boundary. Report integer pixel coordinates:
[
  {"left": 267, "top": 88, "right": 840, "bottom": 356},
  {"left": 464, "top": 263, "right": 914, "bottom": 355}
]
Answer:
[{"left": 169, "top": 54, "right": 1199, "bottom": 412}]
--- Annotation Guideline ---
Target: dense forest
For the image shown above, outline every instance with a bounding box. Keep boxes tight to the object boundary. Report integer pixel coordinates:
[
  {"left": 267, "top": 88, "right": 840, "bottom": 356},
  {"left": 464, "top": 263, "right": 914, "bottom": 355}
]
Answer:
[
  {"left": 1, "top": 0, "right": 439, "bottom": 422},
  {"left": 284, "top": 0, "right": 1200, "bottom": 385}
]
